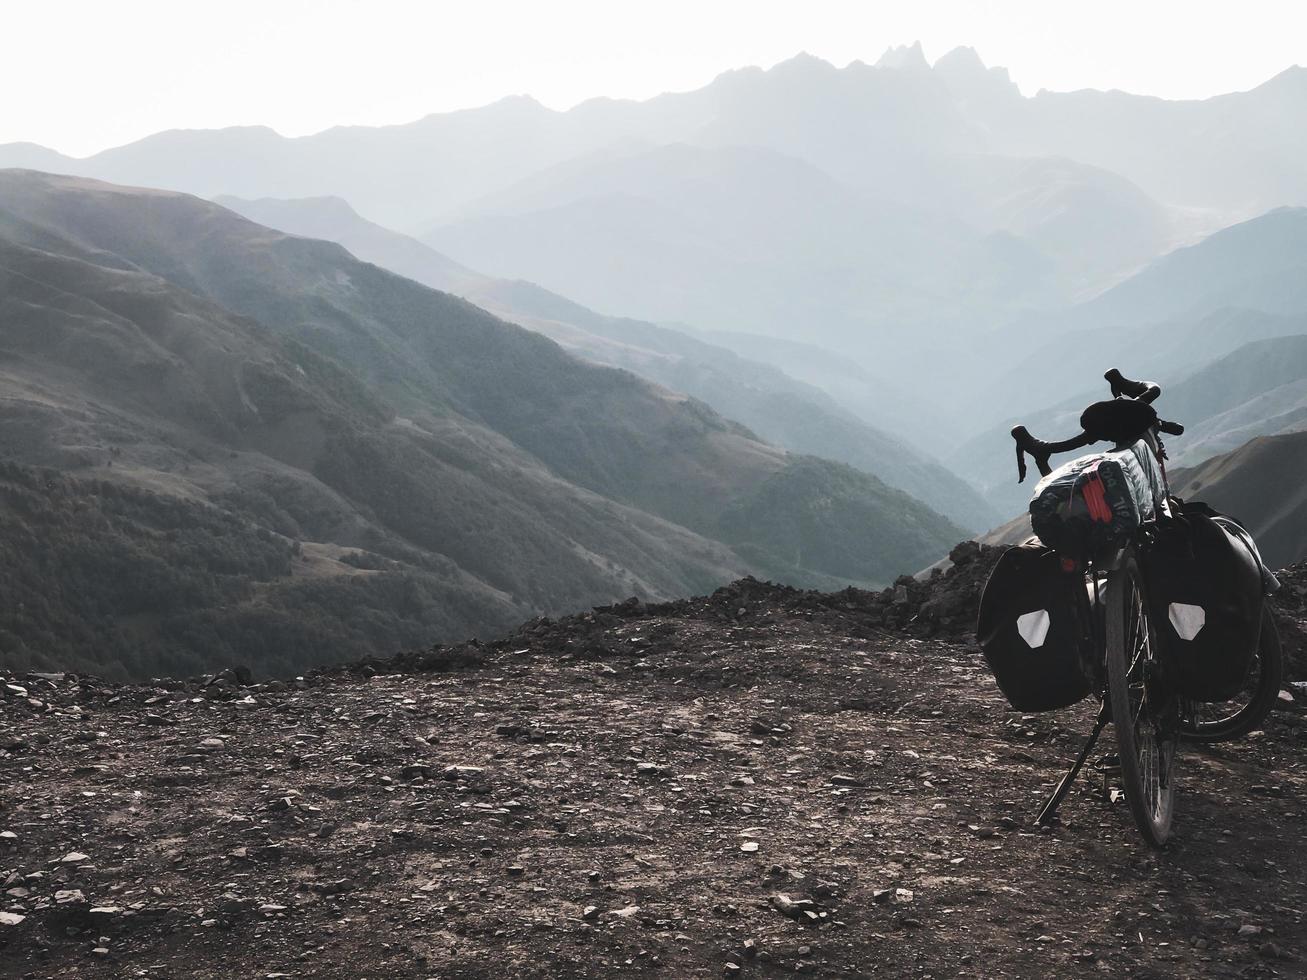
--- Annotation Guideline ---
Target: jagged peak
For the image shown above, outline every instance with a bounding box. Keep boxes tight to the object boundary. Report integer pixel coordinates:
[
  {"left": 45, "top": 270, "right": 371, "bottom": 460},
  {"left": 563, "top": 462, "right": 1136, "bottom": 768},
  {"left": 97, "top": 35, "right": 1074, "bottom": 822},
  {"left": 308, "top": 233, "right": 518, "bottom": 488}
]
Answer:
[
  {"left": 769, "top": 51, "right": 837, "bottom": 74},
  {"left": 933, "top": 45, "right": 987, "bottom": 74},
  {"left": 932, "top": 46, "right": 1020, "bottom": 98},
  {"left": 876, "top": 41, "right": 929, "bottom": 71},
  {"left": 708, "top": 63, "right": 765, "bottom": 85},
  {"left": 1251, "top": 64, "right": 1307, "bottom": 94},
  {"left": 486, "top": 93, "right": 550, "bottom": 113}
]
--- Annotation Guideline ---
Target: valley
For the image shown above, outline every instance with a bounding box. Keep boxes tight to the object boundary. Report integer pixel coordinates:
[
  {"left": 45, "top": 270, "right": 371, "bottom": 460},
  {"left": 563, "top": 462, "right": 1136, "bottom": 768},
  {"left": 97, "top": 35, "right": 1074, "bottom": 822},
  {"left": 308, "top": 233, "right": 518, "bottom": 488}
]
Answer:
[{"left": 0, "top": 172, "right": 964, "bottom": 679}]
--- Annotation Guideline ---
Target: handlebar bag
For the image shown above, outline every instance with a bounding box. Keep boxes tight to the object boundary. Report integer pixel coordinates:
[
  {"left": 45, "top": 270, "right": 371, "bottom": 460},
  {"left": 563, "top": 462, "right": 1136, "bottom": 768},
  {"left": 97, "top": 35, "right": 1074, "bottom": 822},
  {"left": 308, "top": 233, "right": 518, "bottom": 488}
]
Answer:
[
  {"left": 977, "top": 542, "right": 1095, "bottom": 711},
  {"left": 1028, "top": 442, "right": 1164, "bottom": 561},
  {"left": 1143, "top": 507, "right": 1265, "bottom": 701}
]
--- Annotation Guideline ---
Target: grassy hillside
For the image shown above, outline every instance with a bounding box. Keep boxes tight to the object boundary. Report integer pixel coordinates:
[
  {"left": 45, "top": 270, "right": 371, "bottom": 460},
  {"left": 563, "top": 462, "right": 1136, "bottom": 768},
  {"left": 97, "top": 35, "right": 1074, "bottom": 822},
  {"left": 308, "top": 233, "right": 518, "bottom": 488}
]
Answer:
[
  {"left": 0, "top": 462, "right": 519, "bottom": 680},
  {"left": 717, "top": 457, "right": 965, "bottom": 582},
  {"left": 217, "top": 194, "right": 998, "bottom": 531},
  {"left": 0, "top": 170, "right": 967, "bottom": 676},
  {"left": 0, "top": 237, "right": 756, "bottom": 676}
]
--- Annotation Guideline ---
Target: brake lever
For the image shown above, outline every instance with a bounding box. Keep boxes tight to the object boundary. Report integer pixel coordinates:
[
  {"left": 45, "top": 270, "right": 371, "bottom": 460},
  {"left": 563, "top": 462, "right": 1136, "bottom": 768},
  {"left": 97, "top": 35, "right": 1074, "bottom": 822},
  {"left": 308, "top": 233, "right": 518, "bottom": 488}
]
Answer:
[{"left": 1011, "top": 425, "right": 1054, "bottom": 483}]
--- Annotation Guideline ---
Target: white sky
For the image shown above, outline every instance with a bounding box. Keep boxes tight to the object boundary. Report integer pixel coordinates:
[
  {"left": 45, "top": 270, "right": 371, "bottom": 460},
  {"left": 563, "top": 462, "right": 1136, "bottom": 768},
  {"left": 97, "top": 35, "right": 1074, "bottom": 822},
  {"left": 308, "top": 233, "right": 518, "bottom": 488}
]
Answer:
[{"left": 7, "top": 0, "right": 1305, "bottom": 157}]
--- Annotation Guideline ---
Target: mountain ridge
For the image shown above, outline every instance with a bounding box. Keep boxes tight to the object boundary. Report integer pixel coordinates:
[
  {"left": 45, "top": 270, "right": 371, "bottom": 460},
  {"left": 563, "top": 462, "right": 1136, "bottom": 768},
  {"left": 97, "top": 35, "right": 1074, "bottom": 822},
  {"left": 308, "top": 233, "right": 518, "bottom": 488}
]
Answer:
[
  {"left": 5, "top": 46, "right": 1284, "bottom": 430},
  {"left": 218, "top": 191, "right": 999, "bottom": 531},
  {"left": 0, "top": 169, "right": 967, "bottom": 677},
  {"left": 5, "top": 48, "right": 1292, "bottom": 228}
]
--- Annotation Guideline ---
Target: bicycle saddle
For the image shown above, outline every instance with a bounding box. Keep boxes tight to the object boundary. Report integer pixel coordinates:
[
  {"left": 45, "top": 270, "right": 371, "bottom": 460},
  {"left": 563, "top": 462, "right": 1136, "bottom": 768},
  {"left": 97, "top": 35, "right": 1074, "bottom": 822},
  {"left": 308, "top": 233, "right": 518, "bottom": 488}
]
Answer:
[{"left": 1080, "top": 399, "right": 1158, "bottom": 445}]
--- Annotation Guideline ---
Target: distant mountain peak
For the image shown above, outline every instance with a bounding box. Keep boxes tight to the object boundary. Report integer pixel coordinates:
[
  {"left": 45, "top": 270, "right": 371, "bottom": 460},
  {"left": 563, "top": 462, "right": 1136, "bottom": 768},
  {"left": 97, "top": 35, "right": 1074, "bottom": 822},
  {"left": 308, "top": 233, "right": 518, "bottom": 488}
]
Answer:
[
  {"left": 415, "top": 93, "right": 550, "bottom": 126},
  {"left": 1252, "top": 63, "right": 1307, "bottom": 94},
  {"left": 486, "top": 93, "right": 550, "bottom": 115},
  {"left": 0, "top": 142, "right": 75, "bottom": 168},
  {"left": 770, "top": 51, "right": 837, "bottom": 74},
  {"left": 933, "top": 46, "right": 1020, "bottom": 98},
  {"left": 216, "top": 192, "right": 362, "bottom": 220},
  {"left": 933, "top": 45, "right": 986, "bottom": 73},
  {"left": 876, "top": 41, "right": 929, "bottom": 71}
]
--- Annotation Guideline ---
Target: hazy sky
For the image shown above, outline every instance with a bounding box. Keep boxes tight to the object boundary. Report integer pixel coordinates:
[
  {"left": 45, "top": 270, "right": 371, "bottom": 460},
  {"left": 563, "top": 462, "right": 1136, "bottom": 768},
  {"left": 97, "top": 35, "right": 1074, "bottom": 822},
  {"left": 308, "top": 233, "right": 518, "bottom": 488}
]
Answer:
[{"left": 7, "top": 0, "right": 1305, "bottom": 156}]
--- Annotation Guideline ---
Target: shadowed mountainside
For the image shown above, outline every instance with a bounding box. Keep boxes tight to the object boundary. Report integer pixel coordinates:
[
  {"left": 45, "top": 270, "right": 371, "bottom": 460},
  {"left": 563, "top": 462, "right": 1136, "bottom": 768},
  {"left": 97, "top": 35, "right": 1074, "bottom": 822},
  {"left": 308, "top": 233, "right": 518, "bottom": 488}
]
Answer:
[
  {"left": 0, "top": 170, "right": 967, "bottom": 677},
  {"left": 218, "top": 193, "right": 999, "bottom": 532},
  {"left": 1174, "top": 430, "right": 1307, "bottom": 569}
]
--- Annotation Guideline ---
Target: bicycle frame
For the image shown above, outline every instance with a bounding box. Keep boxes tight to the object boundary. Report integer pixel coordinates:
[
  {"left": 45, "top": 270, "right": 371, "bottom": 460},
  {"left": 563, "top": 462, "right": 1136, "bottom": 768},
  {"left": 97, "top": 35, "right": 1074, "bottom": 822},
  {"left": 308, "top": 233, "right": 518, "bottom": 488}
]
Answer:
[
  {"left": 1034, "top": 427, "right": 1172, "bottom": 827},
  {"left": 1008, "top": 369, "right": 1186, "bottom": 838}
]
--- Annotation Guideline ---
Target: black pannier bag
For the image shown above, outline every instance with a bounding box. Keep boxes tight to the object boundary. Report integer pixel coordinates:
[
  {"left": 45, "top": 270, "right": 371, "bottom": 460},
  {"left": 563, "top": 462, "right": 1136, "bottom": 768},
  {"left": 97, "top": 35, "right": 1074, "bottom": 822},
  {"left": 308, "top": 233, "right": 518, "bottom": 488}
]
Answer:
[
  {"left": 1028, "top": 442, "right": 1164, "bottom": 561},
  {"left": 1144, "top": 505, "right": 1267, "bottom": 702},
  {"left": 977, "top": 542, "right": 1094, "bottom": 711}
]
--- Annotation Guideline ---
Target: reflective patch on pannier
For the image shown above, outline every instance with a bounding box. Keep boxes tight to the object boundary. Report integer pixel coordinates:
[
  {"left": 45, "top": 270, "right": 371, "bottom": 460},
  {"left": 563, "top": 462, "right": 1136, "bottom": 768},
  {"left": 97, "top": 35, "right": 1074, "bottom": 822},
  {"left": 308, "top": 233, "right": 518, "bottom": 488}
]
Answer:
[
  {"left": 1016, "top": 610, "right": 1051, "bottom": 648},
  {"left": 1167, "top": 602, "right": 1206, "bottom": 641}
]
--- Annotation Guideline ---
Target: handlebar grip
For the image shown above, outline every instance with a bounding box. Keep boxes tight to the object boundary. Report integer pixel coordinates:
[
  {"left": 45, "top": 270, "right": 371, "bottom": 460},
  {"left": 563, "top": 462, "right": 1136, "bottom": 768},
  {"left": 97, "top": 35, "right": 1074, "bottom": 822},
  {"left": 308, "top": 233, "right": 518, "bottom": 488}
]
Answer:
[
  {"left": 1010, "top": 425, "right": 1093, "bottom": 483},
  {"left": 1105, "top": 368, "right": 1161, "bottom": 404}
]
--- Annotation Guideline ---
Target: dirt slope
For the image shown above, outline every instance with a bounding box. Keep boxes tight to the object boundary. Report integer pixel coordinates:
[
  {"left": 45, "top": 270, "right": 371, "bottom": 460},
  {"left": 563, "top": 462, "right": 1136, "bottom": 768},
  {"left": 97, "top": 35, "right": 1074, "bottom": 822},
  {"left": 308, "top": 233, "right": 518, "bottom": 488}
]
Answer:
[
  {"left": 3, "top": 552, "right": 1306, "bottom": 979},
  {"left": 1174, "top": 430, "right": 1307, "bottom": 569}
]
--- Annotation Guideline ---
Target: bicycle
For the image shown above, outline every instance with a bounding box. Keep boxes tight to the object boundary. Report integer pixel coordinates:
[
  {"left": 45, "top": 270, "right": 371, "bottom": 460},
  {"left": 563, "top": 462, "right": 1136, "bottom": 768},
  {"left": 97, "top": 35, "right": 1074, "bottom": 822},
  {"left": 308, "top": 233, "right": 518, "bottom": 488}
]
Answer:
[{"left": 1006, "top": 369, "right": 1283, "bottom": 847}]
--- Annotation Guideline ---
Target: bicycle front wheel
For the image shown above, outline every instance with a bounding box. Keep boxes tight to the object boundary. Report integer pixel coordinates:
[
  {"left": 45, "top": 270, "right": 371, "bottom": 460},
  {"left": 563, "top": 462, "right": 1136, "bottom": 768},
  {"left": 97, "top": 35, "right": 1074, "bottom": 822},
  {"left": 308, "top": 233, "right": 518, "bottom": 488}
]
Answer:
[{"left": 1106, "top": 554, "right": 1176, "bottom": 847}]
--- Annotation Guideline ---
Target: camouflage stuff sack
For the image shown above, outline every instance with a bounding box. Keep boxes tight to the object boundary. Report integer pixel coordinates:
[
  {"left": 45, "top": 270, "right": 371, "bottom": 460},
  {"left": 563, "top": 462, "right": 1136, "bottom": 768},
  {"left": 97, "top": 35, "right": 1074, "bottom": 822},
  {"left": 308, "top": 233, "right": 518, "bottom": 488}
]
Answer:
[{"left": 1028, "top": 442, "right": 1165, "bottom": 561}]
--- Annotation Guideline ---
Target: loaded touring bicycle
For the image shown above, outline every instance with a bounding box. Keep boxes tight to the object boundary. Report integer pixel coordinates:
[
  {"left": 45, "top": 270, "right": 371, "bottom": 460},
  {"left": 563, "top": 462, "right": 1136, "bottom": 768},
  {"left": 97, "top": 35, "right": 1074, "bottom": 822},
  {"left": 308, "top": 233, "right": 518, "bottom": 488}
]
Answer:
[{"left": 977, "top": 369, "right": 1284, "bottom": 846}]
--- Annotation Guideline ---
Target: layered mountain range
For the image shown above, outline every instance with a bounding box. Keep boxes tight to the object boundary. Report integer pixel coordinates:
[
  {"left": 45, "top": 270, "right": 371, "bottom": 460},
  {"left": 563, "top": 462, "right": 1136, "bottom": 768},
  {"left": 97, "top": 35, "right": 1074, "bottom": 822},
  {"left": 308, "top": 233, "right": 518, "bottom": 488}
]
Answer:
[
  {"left": 9, "top": 45, "right": 1301, "bottom": 228},
  {"left": 0, "top": 170, "right": 965, "bottom": 678},
  {"left": 7, "top": 46, "right": 1302, "bottom": 423},
  {"left": 951, "top": 205, "right": 1307, "bottom": 516},
  {"left": 218, "top": 193, "right": 999, "bottom": 532}
]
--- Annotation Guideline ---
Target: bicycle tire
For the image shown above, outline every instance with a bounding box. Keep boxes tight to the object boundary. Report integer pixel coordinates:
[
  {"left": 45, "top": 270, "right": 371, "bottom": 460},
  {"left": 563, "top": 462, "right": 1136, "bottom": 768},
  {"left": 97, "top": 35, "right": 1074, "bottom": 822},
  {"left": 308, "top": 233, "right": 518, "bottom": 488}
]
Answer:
[
  {"left": 1179, "top": 605, "right": 1284, "bottom": 743},
  {"left": 1106, "top": 555, "right": 1175, "bottom": 847}
]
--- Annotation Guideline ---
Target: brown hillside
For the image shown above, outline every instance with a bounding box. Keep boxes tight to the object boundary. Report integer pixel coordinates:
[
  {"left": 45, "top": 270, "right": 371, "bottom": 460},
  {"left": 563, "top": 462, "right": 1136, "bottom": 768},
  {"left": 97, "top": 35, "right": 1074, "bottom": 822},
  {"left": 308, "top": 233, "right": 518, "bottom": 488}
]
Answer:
[{"left": 1174, "top": 430, "right": 1307, "bottom": 568}]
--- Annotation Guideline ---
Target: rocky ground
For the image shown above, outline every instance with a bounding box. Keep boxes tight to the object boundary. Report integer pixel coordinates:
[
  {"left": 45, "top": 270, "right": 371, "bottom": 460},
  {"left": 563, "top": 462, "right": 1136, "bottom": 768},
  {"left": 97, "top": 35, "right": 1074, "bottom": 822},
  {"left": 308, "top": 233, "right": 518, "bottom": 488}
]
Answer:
[{"left": 3, "top": 544, "right": 1307, "bottom": 979}]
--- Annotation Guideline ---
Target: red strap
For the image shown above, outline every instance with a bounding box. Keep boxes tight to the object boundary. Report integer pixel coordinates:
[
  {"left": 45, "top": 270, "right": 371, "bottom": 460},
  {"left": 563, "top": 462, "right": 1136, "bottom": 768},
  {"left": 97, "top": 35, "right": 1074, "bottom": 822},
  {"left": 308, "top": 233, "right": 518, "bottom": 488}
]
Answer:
[{"left": 1080, "top": 469, "right": 1114, "bottom": 523}]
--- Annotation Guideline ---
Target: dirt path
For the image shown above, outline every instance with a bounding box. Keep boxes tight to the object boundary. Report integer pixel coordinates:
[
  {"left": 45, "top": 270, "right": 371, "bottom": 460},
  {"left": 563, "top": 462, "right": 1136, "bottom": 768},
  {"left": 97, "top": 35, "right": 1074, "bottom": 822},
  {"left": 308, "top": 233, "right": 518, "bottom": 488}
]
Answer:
[{"left": 3, "top": 583, "right": 1306, "bottom": 978}]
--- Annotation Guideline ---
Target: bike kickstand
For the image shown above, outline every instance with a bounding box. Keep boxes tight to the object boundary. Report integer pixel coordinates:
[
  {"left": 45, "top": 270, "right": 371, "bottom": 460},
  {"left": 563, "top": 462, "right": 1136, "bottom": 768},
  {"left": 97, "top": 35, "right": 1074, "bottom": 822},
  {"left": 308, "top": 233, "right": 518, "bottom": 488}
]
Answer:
[{"left": 1036, "top": 704, "right": 1110, "bottom": 826}]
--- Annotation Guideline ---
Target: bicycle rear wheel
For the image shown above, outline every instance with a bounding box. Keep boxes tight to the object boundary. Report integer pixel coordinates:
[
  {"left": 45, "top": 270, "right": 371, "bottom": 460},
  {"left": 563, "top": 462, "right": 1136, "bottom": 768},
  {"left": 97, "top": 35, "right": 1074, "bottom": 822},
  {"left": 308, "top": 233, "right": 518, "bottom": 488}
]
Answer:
[
  {"left": 1180, "top": 605, "right": 1284, "bottom": 743},
  {"left": 1106, "top": 554, "right": 1176, "bottom": 847}
]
